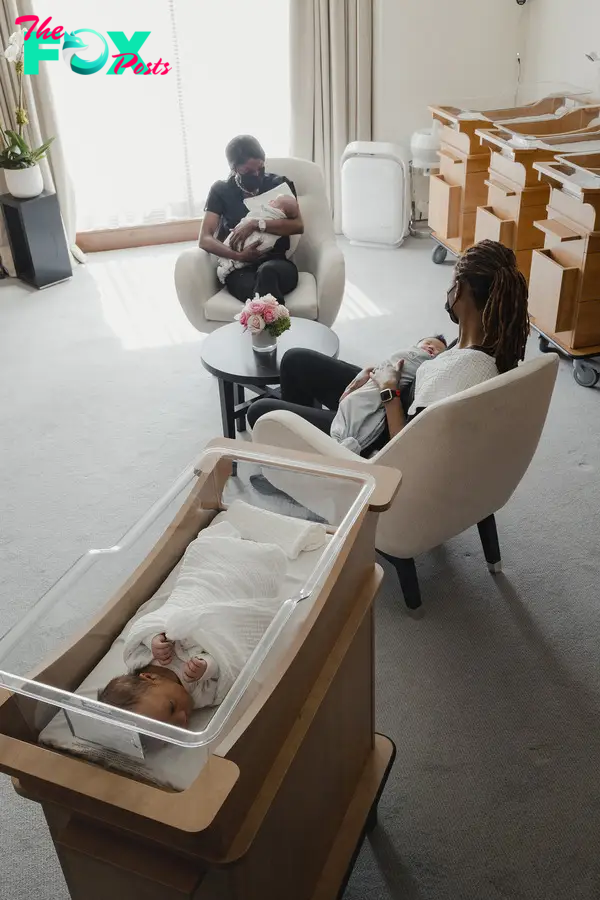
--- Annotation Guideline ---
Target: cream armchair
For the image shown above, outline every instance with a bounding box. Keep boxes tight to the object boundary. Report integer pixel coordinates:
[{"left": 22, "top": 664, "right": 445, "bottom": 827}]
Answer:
[
  {"left": 251, "top": 355, "right": 559, "bottom": 609},
  {"left": 174, "top": 157, "right": 345, "bottom": 334}
]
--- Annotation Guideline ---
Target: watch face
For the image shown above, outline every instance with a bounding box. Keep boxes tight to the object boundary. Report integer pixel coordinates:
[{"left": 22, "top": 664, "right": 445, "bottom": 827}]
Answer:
[{"left": 380, "top": 388, "right": 393, "bottom": 403}]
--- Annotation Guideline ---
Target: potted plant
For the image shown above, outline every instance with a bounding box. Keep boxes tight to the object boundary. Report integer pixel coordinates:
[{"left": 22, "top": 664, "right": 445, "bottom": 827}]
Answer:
[
  {"left": 235, "top": 294, "right": 291, "bottom": 354},
  {"left": 1, "top": 29, "right": 54, "bottom": 198}
]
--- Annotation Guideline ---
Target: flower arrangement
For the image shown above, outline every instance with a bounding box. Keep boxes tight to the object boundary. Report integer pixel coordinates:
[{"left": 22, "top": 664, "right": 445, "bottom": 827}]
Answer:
[
  {"left": 0, "top": 29, "right": 54, "bottom": 170},
  {"left": 235, "top": 294, "right": 291, "bottom": 338}
]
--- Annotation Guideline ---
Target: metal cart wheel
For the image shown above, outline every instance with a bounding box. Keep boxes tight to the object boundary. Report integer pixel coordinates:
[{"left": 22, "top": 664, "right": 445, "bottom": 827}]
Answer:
[
  {"left": 538, "top": 336, "right": 552, "bottom": 354},
  {"left": 573, "top": 360, "right": 600, "bottom": 388},
  {"left": 432, "top": 245, "right": 448, "bottom": 265}
]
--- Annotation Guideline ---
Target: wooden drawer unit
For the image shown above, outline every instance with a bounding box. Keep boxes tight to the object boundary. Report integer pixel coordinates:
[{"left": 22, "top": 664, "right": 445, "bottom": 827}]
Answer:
[
  {"left": 528, "top": 249, "right": 580, "bottom": 333},
  {"left": 530, "top": 154, "right": 600, "bottom": 351},
  {"left": 428, "top": 105, "right": 493, "bottom": 254},
  {"left": 515, "top": 250, "right": 533, "bottom": 282},
  {"left": 580, "top": 253, "right": 600, "bottom": 301},
  {"left": 546, "top": 187, "right": 599, "bottom": 233},
  {"left": 486, "top": 148, "right": 541, "bottom": 188},
  {"left": 439, "top": 147, "right": 490, "bottom": 184},
  {"left": 512, "top": 205, "right": 549, "bottom": 251},
  {"left": 573, "top": 300, "right": 600, "bottom": 348},
  {"left": 475, "top": 206, "right": 515, "bottom": 247},
  {"left": 428, "top": 174, "right": 461, "bottom": 241}
]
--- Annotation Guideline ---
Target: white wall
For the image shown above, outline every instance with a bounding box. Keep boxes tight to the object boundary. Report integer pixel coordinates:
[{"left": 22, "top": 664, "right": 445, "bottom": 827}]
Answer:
[
  {"left": 520, "top": 0, "right": 600, "bottom": 99},
  {"left": 373, "top": 0, "right": 528, "bottom": 148}
]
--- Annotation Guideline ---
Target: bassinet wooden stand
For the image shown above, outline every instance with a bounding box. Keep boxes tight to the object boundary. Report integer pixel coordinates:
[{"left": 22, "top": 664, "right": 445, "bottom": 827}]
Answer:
[{"left": 0, "top": 441, "right": 401, "bottom": 900}]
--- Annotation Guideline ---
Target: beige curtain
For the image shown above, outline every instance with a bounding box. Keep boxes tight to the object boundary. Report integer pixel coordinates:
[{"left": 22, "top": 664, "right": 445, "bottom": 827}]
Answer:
[
  {"left": 290, "top": 0, "right": 373, "bottom": 230},
  {"left": 0, "top": 0, "right": 79, "bottom": 275}
]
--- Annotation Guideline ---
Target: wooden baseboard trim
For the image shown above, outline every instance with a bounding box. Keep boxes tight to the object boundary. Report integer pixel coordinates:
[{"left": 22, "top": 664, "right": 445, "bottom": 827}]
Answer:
[{"left": 77, "top": 220, "right": 201, "bottom": 253}]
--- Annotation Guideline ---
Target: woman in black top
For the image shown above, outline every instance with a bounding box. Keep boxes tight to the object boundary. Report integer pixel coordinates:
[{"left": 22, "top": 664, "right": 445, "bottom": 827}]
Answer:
[{"left": 200, "top": 135, "right": 304, "bottom": 303}]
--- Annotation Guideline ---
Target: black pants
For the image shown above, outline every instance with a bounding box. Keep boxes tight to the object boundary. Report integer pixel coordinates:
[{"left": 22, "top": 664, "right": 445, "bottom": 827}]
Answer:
[
  {"left": 247, "top": 348, "right": 390, "bottom": 456},
  {"left": 225, "top": 258, "right": 299, "bottom": 303}
]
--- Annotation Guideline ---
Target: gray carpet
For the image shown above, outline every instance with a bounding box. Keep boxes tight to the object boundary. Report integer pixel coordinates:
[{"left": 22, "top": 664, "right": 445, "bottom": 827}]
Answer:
[{"left": 2, "top": 239, "right": 600, "bottom": 899}]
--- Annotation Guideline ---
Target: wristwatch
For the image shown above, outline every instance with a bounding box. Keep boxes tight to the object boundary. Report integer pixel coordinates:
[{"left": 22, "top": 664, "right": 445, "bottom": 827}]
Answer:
[
  {"left": 380, "top": 388, "right": 401, "bottom": 404},
  {"left": 258, "top": 218, "right": 267, "bottom": 232}
]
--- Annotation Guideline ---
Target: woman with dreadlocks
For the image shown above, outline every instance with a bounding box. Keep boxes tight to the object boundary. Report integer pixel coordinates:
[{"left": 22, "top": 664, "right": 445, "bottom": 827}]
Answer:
[{"left": 247, "top": 240, "right": 530, "bottom": 456}]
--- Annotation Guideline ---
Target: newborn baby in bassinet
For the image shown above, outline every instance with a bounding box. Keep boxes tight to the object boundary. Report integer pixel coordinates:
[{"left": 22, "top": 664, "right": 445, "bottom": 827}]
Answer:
[
  {"left": 217, "top": 193, "right": 299, "bottom": 283},
  {"left": 330, "top": 336, "right": 448, "bottom": 455},
  {"left": 99, "top": 502, "right": 325, "bottom": 727}
]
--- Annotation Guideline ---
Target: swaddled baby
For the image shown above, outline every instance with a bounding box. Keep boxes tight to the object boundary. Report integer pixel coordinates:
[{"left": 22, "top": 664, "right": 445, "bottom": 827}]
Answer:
[
  {"left": 99, "top": 502, "right": 326, "bottom": 727},
  {"left": 330, "top": 336, "right": 447, "bottom": 454},
  {"left": 217, "top": 193, "right": 299, "bottom": 283}
]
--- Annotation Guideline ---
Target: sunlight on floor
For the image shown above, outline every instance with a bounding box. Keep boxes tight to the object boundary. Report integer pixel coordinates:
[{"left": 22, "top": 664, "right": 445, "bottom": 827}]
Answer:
[
  {"left": 89, "top": 249, "right": 203, "bottom": 350},
  {"left": 87, "top": 240, "right": 385, "bottom": 349},
  {"left": 336, "top": 281, "right": 385, "bottom": 322}
]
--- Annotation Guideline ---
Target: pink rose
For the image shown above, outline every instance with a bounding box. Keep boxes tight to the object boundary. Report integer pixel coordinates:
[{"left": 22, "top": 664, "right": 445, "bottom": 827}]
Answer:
[
  {"left": 237, "top": 310, "right": 248, "bottom": 327},
  {"left": 263, "top": 307, "right": 276, "bottom": 324},
  {"left": 247, "top": 313, "right": 265, "bottom": 334},
  {"left": 261, "top": 294, "right": 279, "bottom": 309},
  {"left": 247, "top": 299, "right": 266, "bottom": 315},
  {"left": 276, "top": 304, "right": 290, "bottom": 320}
]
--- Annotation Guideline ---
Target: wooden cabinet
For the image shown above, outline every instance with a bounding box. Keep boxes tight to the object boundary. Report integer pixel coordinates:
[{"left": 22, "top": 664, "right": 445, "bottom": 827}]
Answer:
[
  {"left": 474, "top": 109, "right": 600, "bottom": 282},
  {"left": 428, "top": 106, "right": 492, "bottom": 255},
  {"left": 529, "top": 153, "right": 600, "bottom": 353},
  {"left": 429, "top": 97, "right": 600, "bottom": 267},
  {"left": 428, "top": 174, "right": 461, "bottom": 240}
]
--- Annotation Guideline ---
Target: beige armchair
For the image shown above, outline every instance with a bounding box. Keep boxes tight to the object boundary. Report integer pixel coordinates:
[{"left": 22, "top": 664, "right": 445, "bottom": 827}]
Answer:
[
  {"left": 174, "top": 157, "right": 346, "bottom": 334},
  {"left": 251, "top": 355, "right": 559, "bottom": 609}
]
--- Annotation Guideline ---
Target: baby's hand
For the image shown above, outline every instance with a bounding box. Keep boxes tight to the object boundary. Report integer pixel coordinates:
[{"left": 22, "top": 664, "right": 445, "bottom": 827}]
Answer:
[
  {"left": 183, "top": 657, "right": 208, "bottom": 683},
  {"left": 151, "top": 633, "right": 174, "bottom": 665}
]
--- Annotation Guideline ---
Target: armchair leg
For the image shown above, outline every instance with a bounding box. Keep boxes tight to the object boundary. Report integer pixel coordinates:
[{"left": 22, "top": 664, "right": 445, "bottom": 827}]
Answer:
[
  {"left": 379, "top": 552, "right": 422, "bottom": 610},
  {"left": 477, "top": 514, "right": 502, "bottom": 574}
]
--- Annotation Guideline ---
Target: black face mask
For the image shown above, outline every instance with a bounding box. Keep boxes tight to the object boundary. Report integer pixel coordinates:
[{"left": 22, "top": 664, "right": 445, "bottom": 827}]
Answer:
[
  {"left": 445, "top": 284, "right": 459, "bottom": 325},
  {"left": 236, "top": 168, "right": 265, "bottom": 193}
]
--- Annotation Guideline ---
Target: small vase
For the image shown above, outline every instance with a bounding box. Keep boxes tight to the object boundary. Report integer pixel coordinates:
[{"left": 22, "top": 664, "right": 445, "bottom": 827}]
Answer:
[
  {"left": 5, "top": 164, "right": 44, "bottom": 199},
  {"left": 251, "top": 330, "right": 277, "bottom": 354}
]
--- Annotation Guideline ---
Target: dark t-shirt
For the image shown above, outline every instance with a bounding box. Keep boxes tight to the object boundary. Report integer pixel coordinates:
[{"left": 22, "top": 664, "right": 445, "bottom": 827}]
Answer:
[{"left": 204, "top": 173, "right": 297, "bottom": 258}]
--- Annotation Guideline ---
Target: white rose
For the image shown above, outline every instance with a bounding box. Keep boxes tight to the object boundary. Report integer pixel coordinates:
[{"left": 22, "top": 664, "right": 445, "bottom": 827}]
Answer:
[{"left": 247, "top": 313, "right": 265, "bottom": 334}]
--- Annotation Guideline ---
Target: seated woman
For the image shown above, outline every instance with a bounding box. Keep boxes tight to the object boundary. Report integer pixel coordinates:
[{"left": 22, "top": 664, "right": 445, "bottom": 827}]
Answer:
[
  {"left": 247, "top": 240, "right": 530, "bottom": 456},
  {"left": 200, "top": 135, "right": 305, "bottom": 303}
]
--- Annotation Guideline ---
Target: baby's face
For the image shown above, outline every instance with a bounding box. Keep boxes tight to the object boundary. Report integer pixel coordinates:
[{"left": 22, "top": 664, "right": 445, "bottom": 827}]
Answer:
[
  {"left": 135, "top": 671, "right": 192, "bottom": 727},
  {"left": 269, "top": 195, "right": 298, "bottom": 217},
  {"left": 418, "top": 337, "right": 446, "bottom": 358}
]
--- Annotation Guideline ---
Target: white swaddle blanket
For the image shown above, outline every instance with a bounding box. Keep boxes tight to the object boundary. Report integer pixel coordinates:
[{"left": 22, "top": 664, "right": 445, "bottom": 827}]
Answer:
[
  {"left": 213, "top": 499, "right": 326, "bottom": 559},
  {"left": 123, "top": 503, "right": 327, "bottom": 706},
  {"left": 216, "top": 205, "right": 287, "bottom": 283},
  {"left": 216, "top": 182, "right": 298, "bottom": 283}
]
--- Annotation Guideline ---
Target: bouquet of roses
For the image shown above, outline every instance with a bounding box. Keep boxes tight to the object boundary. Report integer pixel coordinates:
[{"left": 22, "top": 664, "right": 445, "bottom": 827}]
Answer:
[{"left": 235, "top": 294, "right": 291, "bottom": 338}]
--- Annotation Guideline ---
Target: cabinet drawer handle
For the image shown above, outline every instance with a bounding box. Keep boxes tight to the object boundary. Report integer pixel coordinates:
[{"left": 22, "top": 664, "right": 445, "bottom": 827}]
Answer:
[
  {"left": 438, "top": 148, "right": 462, "bottom": 164},
  {"left": 484, "top": 179, "right": 517, "bottom": 197},
  {"left": 534, "top": 219, "right": 582, "bottom": 242}
]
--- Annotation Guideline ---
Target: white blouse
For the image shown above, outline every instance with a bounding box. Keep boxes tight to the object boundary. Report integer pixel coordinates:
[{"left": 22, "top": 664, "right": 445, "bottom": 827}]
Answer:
[{"left": 409, "top": 348, "right": 499, "bottom": 415}]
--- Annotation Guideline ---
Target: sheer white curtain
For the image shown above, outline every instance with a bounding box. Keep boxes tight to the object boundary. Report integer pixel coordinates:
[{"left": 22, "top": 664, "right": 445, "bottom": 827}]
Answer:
[
  {"left": 290, "top": 0, "right": 372, "bottom": 229},
  {"left": 37, "top": 0, "right": 290, "bottom": 233}
]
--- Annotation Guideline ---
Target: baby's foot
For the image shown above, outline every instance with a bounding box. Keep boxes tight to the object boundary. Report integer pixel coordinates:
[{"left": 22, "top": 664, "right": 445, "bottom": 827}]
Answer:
[
  {"left": 151, "top": 633, "right": 174, "bottom": 665},
  {"left": 183, "top": 657, "right": 208, "bottom": 683}
]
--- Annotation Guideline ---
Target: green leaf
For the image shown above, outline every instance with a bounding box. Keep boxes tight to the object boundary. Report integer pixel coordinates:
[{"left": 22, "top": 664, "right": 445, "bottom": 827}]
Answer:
[
  {"left": 5, "top": 129, "right": 29, "bottom": 155},
  {"left": 30, "top": 137, "right": 54, "bottom": 162}
]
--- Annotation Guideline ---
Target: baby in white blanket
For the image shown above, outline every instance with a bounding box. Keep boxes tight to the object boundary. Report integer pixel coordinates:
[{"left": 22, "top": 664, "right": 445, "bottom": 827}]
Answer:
[
  {"left": 217, "top": 193, "right": 299, "bottom": 283},
  {"left": 99, "top": 502, "right": 325, "bottom": 727}
]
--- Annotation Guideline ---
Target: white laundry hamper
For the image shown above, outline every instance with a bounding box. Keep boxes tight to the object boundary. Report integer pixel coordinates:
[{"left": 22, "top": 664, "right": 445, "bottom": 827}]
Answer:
[{"left": 341, "top": 142, "right": 410, "bottom": 248}]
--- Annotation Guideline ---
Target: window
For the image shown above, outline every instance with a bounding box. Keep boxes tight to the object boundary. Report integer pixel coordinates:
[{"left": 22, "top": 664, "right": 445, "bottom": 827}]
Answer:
[{"left": 38, "top": 1, "right": 290, "bottom": 236}]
